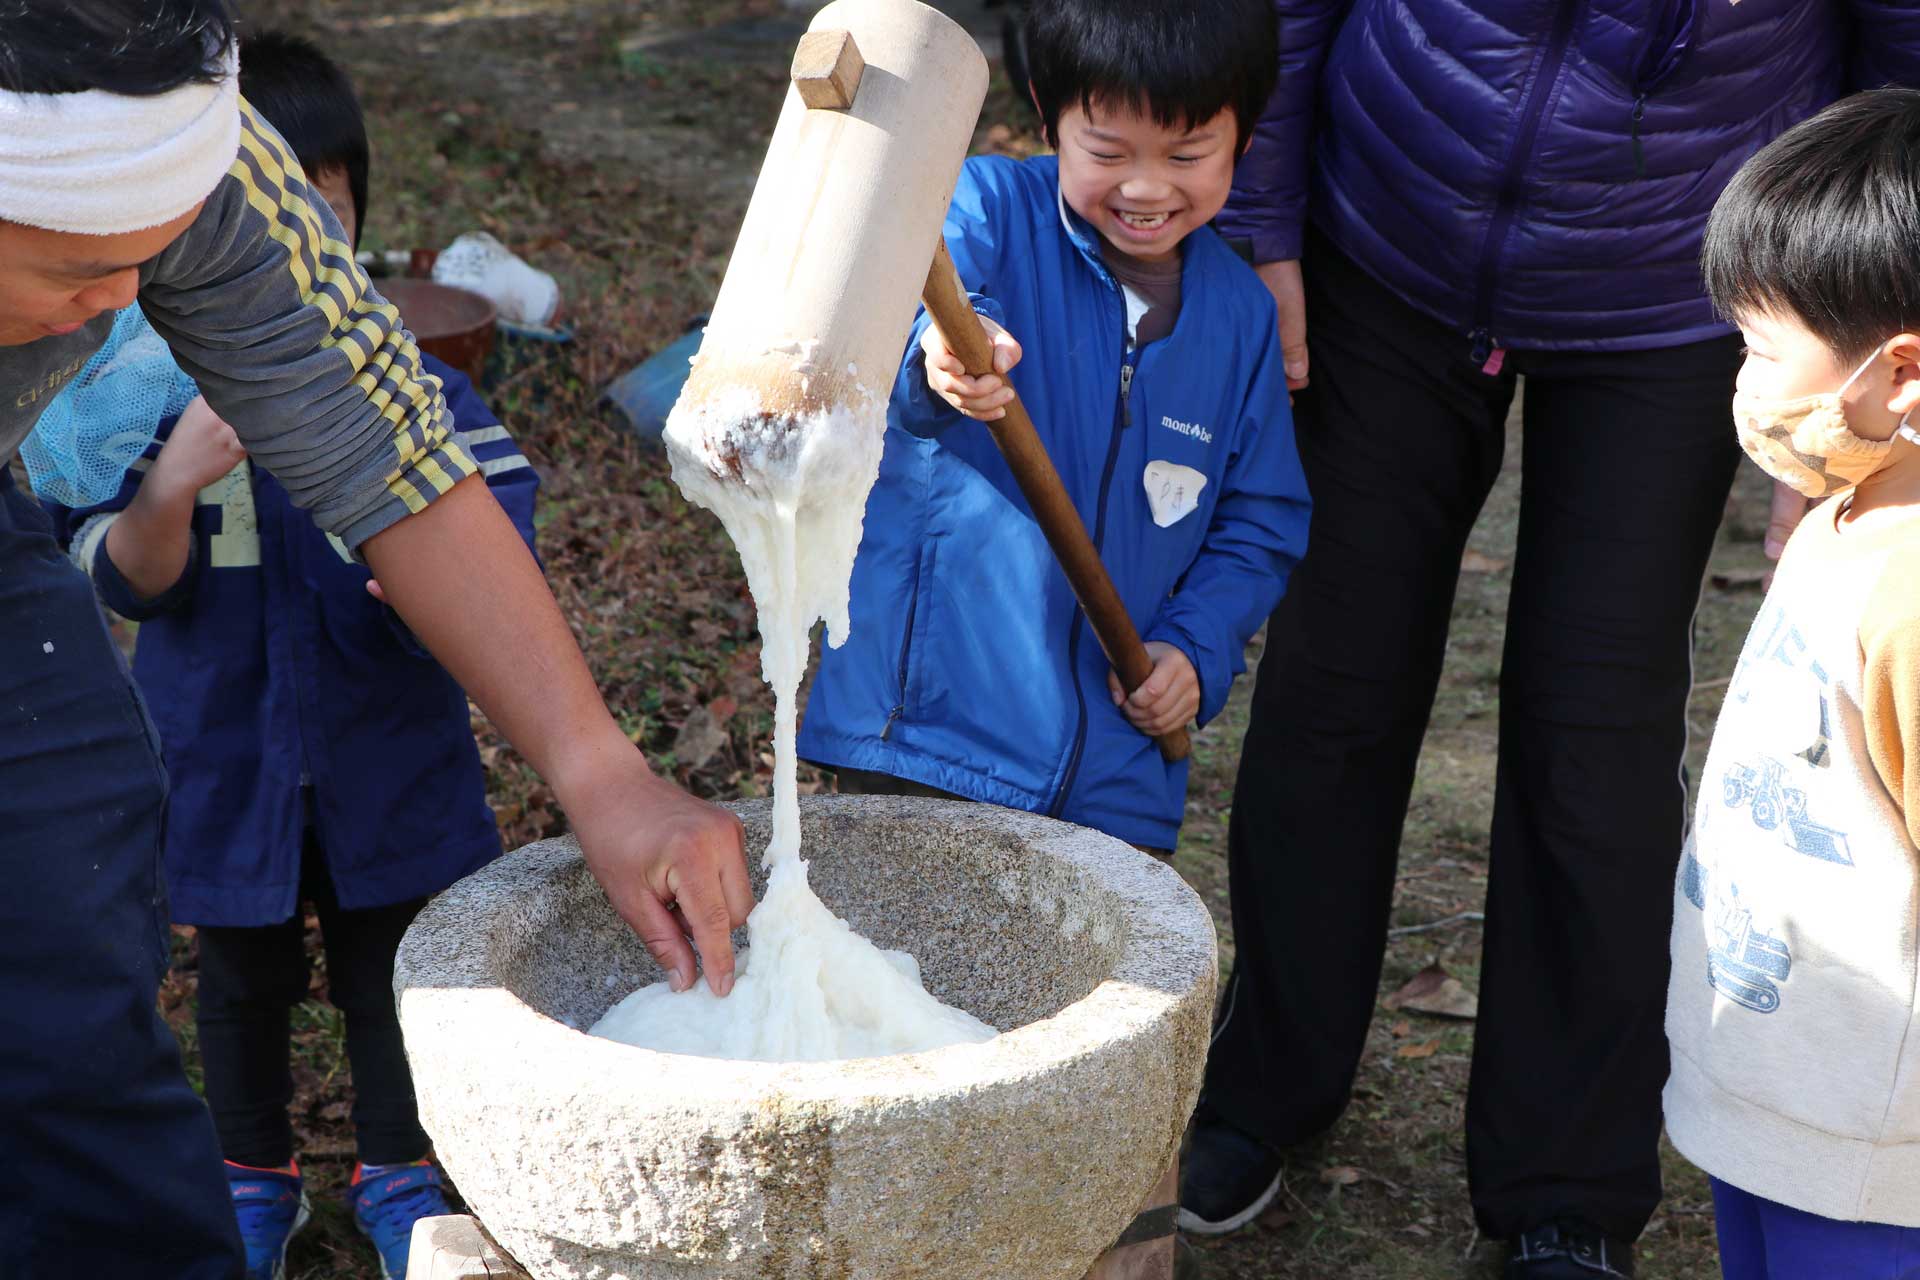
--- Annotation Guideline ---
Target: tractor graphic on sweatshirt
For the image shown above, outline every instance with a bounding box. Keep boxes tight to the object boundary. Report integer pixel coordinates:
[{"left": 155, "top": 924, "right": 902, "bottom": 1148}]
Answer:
[
  {"left": 1721, "top": 757, "right": 1854, "bottom": 866},
  {"left": 1681, "top": 851, "right": 1792, "bottom": 1015}
]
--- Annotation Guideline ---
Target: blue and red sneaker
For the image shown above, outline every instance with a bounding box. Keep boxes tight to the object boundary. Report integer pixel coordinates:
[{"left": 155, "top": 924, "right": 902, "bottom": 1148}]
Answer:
[
  {"left": 226, "top": 1160, "right": 310, "bottom": 1280},
  {"left": 349, "top": 1158, "right": 454, "bottom": 1279}
]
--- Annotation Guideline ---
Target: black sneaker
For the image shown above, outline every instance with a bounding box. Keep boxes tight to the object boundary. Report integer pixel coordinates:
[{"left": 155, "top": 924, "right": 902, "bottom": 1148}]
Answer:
[
  {"left": 1506, "top": 1221, "right": 1636, "bottom": 1278},
  {"left": 1175, "top": 1110, "right": 1284, "bottom": 1236}
]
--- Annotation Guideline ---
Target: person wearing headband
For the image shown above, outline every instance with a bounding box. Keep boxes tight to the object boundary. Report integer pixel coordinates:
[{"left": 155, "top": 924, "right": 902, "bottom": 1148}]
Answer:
[
  {"left": 0, "top": 4, "right": 751, "bottom": 1277},
  {"left": 1667, "top": 88, "right": 1920, "bottom": 1279}
]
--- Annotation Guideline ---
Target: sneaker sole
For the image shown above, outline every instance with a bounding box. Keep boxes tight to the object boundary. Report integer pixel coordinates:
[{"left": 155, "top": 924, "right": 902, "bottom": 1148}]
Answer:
[
  {"left": 1175, "top": 1167, "right": 1284, "bottom": 1237},
  {"left": 270, "top": 1198, "right": 312, "bottom": 1280}
]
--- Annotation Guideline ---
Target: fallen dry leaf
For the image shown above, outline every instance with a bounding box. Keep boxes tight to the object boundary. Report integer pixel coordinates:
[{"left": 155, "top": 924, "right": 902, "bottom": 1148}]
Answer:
[
  {"left": 1321, "top": 1165, "right": 1362, "bottom": 1187},
  {"left": 672, "top": 701, "right": 734, "bottom": 772},
  {"left": 1396, "top": 1039, "right": 1441, "bottom": 1060},
  {"left": 1390, "top": 1019, "right": 1412, "bottom": 1038},
  {"left": 1460, "top": 548, "right": 1510, "bottom": 574},
  {"left": 1382, "top": 963, "right": 1480, "bottom": 1020}
]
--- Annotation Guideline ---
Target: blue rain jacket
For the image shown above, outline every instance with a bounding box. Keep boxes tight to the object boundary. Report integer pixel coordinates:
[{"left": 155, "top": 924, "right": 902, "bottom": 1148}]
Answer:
[
  {"left": 799, "top": 155, "right": 1312, "bottom": 849},
  {"left": 47, "top": 354, "right": 538, "bottom": 926}
]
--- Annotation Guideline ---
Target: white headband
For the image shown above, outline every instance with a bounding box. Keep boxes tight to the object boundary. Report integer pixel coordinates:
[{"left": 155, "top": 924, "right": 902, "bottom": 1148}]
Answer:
[{"left": 0, "top": 44, "right": 241, "bottom": 236}]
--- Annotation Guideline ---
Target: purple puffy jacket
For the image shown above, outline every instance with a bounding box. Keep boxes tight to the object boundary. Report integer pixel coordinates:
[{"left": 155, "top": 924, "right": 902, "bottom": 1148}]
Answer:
[{"left": 1218, "top": 0, "right": 1920, "bottom": 352}]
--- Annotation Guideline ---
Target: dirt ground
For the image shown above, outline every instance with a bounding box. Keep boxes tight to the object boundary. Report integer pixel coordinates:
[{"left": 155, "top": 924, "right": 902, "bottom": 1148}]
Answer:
[{"left": 161, "top": 2, "right": 1772, "bottom": 1274}]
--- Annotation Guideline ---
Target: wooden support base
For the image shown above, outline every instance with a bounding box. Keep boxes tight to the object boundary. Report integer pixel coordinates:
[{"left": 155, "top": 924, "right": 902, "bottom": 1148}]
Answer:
[
  {"left": 408, "top": 1160, "right": 1176, "bottom": 1280},
  {"left": 1084, "top": 1162, "right": 1179, "bottom": 1280},
  {"left": 409, "top": 1215, "right": 521, "bottom": 1279}
]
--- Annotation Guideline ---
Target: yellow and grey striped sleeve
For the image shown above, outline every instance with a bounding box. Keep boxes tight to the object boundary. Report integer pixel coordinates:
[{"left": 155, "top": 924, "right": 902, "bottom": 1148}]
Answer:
[{"left": 137, "top": 99, "right": 476, "bottom": 552}]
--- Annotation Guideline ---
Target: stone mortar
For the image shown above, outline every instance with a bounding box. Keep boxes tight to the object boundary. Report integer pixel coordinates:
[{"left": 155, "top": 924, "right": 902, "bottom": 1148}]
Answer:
[{"left": 394, "top": 795, "right": 1217, "bottom": 1280}]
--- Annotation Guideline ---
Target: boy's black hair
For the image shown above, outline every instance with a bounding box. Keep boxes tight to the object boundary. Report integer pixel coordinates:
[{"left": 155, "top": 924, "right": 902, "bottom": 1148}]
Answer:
[
  {"left": 238, "top": 30, "right": 369, "bottom": 250},
  {"left": 1023, "top": 0, "right": 1277, "bottom": 155},
  {"left": 0, "top": 0, "right": 234, "bottom": 96},
  {"left": 1703, "top": 88, "right": 1920, "bottom": 363}
]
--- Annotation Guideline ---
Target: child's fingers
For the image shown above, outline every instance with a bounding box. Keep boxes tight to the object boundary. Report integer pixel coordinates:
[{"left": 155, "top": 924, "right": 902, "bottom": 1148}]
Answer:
[
  {"left": 1148, "top": 710, "right": 1189, "bottom": 736},
  {"left": 1128, "top": 665, "right": 1172, "bottom": 708},
  {"left": 1123, "top": 702, "right": 1177, "bottom": 737},
  {"left": 1127, "top": 701, "right": 1190, "bottom": 738},
  {"left": 929, "top": 369, "right": 1004, "bottom": 400},
  {"left": 1108, "top": 669, "right": 1126, "bottom": 706},
  {"left": 919, "top": 323, "right": 953, "bottom": 363},
  {"left": 956, "top": 385, "right": 1017, "bottom": 416},
  {"left": 988, "top": 326, "right": 1023, "bottom": 375},
  {"left": 933, "top": 378, "right": 1017, "bottom": 421},
  {"left": 925, "top": 347, "right": 970, "bottom": 380}
]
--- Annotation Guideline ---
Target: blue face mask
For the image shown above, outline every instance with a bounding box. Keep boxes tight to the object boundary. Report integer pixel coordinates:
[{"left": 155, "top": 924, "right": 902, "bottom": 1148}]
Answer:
[{"left": 20, "top": 306, "right": 200, "bottom": 507}]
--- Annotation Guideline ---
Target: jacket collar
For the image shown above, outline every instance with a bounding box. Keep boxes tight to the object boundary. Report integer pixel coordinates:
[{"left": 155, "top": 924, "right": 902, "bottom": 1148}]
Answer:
[{"left": 1043, "top": 155, "right": 1120, "bottom": 287}]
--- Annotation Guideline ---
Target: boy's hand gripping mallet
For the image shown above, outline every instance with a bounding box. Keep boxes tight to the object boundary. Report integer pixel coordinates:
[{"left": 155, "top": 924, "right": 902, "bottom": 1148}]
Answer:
[{"left": 920, "top": 241, "right": 1193, "bottom": 763}]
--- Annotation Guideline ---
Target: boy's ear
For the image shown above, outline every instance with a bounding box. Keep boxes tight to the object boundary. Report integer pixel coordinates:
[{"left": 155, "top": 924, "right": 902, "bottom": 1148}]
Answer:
[{"left": 1890, "top": 333, "right": 1920, "bottom": 419}]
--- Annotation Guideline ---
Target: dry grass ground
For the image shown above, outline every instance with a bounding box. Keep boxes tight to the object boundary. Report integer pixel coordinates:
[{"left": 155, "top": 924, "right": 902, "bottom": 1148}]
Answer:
[{"left": 150, "top": 4, "right": 1771, "bottom": 1274}]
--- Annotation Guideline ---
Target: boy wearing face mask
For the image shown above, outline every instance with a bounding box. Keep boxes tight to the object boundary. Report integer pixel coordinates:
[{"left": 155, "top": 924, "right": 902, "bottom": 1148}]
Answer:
[{"left": 1666, "top": 88, "right": 1920, "bottom": 1278}]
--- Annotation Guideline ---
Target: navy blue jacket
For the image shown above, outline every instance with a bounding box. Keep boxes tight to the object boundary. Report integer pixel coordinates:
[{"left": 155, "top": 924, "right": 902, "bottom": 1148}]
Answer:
[
  {"left": 1218, "top": 0, "right": 1920, "bottom": 351},
  {"left": 799, "top": 156, "right": 1312, "bottom": 849},
  {"left": 48, "top": 354, "right": 537, "bottom": 927}
]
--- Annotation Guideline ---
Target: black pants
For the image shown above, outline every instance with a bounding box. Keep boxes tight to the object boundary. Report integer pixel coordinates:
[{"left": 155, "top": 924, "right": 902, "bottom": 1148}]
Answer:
[
  {"left": 1204, "top": 231, "right": 1742, "bottom": 1242},
  {"left": 196, "top": 831, "right": 430, "bottom": 1169}
]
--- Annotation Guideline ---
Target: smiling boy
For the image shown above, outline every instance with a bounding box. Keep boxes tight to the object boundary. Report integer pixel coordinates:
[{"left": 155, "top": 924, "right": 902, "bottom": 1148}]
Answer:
[
  {"left": 1667, "top": 88, "right": 1920, "bottom": 1277},
  {"left": 798, "top": 0, "right": 1310, "bottom": 854}
]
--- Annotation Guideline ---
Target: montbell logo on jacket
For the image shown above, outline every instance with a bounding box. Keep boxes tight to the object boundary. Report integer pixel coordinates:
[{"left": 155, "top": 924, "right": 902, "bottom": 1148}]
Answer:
[
  {"left": 799, "top": 155, "right": 1312, "bottom": 850},
  {"left": 1220, "top": 0, "right": 1920, "bottom": 352}
]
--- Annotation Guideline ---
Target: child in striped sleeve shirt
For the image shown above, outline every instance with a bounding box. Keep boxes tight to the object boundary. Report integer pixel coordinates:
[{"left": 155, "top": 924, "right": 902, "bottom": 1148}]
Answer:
[{"left": 40, "top": 33, "right": 535, "bottom": 1280}]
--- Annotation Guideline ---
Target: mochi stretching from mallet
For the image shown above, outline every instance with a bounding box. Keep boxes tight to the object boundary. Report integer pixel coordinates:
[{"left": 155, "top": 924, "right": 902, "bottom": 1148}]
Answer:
[{"left": 593, "top": 0, "right": 995, "bottom": 1060}]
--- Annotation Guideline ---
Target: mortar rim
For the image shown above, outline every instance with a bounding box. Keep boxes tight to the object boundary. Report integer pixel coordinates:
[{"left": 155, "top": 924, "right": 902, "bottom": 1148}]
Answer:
[{"left": 396, "top": 796, "right": 1215, "bottom": 1103}]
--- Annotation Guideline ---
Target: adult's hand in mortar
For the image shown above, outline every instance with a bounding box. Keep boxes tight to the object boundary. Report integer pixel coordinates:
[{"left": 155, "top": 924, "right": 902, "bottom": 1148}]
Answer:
[
  {"left": 359, "top": 475, "right": 754, "bottom": 996},
  {"left": 564, "top": 761, "right": 753, "bottom": 997}
]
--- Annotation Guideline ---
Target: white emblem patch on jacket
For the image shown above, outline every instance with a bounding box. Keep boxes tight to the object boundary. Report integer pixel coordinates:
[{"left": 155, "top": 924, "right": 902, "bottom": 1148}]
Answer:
[{"left": 1144, "top": 460, "right": 1207, "bottom": 528}]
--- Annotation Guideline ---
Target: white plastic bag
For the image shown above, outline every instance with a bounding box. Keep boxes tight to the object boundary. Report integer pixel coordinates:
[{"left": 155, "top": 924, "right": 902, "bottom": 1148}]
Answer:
[{"left": 431, "top": 231, "right": 560, "bottom": 327}]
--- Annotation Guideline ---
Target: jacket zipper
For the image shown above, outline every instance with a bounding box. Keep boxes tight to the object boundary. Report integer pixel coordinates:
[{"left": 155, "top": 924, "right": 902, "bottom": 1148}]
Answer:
[
  {"left": 1051, "top": 339, "right": 1136, "bottom": 817},
  {"left": 880, "top": 547, "right": 925, "bottom": 739},
  {"left": 1467, "top": 0, "right": 1581, "bottom": 367},
  {"left": 1630, "top": 0, "right": 1699, "bottom": 178}
]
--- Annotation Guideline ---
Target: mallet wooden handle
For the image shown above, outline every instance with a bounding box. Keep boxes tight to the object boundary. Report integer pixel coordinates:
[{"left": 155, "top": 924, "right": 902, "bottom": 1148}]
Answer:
[{"left": 921, "top": 240, "right": 1192, "bottom": 764}]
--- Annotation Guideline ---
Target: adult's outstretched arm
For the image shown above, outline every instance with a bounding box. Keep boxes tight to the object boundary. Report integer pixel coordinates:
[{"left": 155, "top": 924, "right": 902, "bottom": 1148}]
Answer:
[
  {"left": 362, "top": 474, "right": 753, "bottom": 996},
  {"left": 137, "top": 104, "right": 754, "bottom": 994}
]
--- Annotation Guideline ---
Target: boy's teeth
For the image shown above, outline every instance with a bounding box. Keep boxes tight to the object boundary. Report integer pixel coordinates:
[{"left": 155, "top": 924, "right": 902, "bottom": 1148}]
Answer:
[{"left": 1119, "top": 211, "right": 1168, "bottom": 228}]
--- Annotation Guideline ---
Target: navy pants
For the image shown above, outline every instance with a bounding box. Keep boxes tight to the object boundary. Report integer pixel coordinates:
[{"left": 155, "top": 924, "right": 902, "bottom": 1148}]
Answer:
[
  {"left": 0, "top": 468, "right": 241, "bottom": 1278},
  {"left": 1203, "top": 230, "right": 1743, "bottom": 1242},
  {"left": 1714, "top": 1179, "right": 1920, "bottom": 1279}
]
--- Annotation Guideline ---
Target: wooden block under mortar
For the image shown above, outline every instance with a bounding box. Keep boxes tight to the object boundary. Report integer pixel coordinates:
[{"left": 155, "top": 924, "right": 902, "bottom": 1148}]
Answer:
[
  {"left": 408, "top": 1215, "right": 528, "bottom": 1279},
  {"left": 1081, "top": 1162, "right": 1178, "bottom": 1280}
]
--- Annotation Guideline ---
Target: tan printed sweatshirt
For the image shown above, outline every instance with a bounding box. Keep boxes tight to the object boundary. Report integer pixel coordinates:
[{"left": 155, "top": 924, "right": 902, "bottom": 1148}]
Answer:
[{"left": 1666, "top": 498, "right": 1920, "bottom": 1226}]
